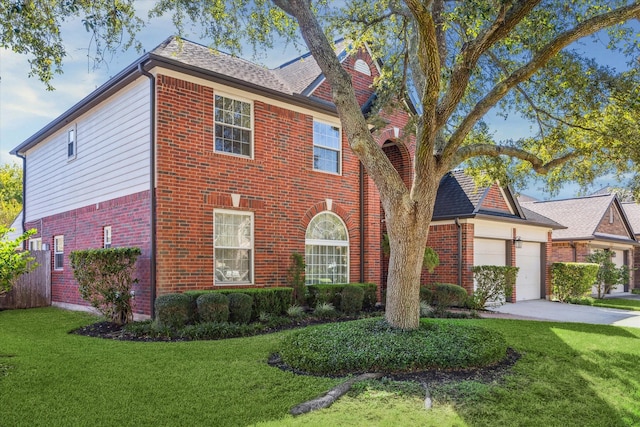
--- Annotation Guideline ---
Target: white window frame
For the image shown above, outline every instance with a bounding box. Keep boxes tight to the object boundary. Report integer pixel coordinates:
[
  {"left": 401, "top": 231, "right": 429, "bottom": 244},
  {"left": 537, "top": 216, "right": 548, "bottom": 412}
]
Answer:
[
  {"left": 305, "top": 211, "right": 350, "bottom": 285},
  {"left": 103, "top": 226, "right": 112, "bottom": 249},
  {"left": 214, "top": 93, "right": 254, "bottom": 159},
  {"left": 67, "top": 124, "right": 77, "bottom": 160},
  {"left": 313, "top": 120, "right": 342, "bottom": 175},
  {"left": 54, "top": 235, "right": 64, "bottom": 270},
  {"left": 213, "top": 209, "right": 254, "bottom": 285},
  {"left": 29, "top": 238, "right": 42, "bottom": 251}
]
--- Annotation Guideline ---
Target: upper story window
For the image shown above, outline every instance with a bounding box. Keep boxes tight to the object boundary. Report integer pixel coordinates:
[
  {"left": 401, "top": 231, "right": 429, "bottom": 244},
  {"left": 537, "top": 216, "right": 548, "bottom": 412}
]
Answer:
[
  {"left": 54, "top": 235, "right": 64, "bottom": 270},
  {"left": 313, "top": 121, "right": 341, "bottom": 174},
  {"left": 103, "top": 226, "right": 112, "bottom": 249},
  {"left": 67, "top": 125, "right": 77, "bottom": 160},
  {"left": 214, "top": 210, "right": 253, "bottom": 285},
  {"left": 214, "top": 94, "right": 252, "bottom": 157},
  {"left": 29, "top": 238, "right": 42, "bottom": 251}
]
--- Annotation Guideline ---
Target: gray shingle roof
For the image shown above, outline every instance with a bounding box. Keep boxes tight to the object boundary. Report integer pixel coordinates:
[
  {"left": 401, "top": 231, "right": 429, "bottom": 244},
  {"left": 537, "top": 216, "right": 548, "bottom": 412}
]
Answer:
[
  {"left": 622, "top": 202, "right": 640, "bottom": 235},
  {"left": 521, "top": 194, "right": 629, "bottom": 240},
  {"left": 152, "top": 37, "right": 294, "bottom": 95}
]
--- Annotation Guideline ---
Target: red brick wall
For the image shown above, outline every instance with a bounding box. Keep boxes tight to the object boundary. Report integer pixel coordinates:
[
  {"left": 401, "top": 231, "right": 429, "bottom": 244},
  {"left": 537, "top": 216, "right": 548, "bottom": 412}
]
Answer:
[
  {"left": 596, "top": 204, "right": 631, "bottom": 237},
  {"left": 153, "top": 74, "right": 383, "bottom": 295},
  {"left": 480, "top": 185, "right": 511, "bottom": 212},
  {"left": 25, "top": 191, "right": 152, "bottom": 314}
]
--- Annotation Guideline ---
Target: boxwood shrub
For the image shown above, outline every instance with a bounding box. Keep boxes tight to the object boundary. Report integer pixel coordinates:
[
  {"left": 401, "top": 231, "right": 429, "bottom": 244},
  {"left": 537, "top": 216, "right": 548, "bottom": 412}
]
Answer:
[
  {"left": 185, "top": 287, "right": 293, "bottom": 320},
  {"left": 227, "top": 293, "right": 253, "bottom": 324},
  {"left": 307, "top": 283, "right": 377, "bottom": 311},
  {"left": 196, "top": 293, "right": 229, "bottom": 323},
  {"left": 155, "top": 293, "right": 193, "bottom": 328},
  {"left": 277, "top": 318, "right": 508, "bottom": 376},
  {"left": 340, "top": 285, "right": 365, "bottom": 315},
  {"left": 433, "top": 283, "right": 468, "bottom": 309}
]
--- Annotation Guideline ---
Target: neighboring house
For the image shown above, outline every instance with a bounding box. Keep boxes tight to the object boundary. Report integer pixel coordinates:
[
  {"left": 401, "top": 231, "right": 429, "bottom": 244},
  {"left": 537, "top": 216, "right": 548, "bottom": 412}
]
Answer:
[
  {"left": 622, "top": 202, "right": 640, "bottom": 289},
  {"left": 11, "top": 36, "right": 415, "bottom": 316},
  {"left": 414, "top": 171, "right": 564, "bottom": 301},
  {"left": 522, "top": 194, "right": 637, "bottom": 293},
  {"left": 5, "top": 211, "right": 23, "bottom": 242}
]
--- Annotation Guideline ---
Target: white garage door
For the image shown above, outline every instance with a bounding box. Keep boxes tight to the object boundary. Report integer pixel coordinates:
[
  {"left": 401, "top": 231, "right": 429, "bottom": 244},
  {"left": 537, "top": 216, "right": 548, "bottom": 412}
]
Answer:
[
  {"left": 474, "top": 238, "right": 506, "bottom": 267},
  {"left": 516, "top": 242, "right": 542, "bottom": 301}
]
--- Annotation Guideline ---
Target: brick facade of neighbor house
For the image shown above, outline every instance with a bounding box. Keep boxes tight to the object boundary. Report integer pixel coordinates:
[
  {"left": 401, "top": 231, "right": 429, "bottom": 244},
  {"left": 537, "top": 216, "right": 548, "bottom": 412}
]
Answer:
[{"left": 24, "top": 191, "right": 153, "bottom": 314}]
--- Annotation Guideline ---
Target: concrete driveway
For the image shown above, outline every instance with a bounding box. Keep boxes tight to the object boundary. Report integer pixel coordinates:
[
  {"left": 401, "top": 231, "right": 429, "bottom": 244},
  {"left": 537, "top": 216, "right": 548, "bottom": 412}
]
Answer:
[{"left": 488, "top": 294, "right": 640, "bottom": 328}]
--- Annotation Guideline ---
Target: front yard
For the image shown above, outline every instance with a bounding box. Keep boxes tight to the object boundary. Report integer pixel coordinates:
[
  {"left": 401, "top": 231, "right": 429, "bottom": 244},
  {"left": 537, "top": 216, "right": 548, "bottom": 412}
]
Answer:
[{"left": 1, "top": 307, "right": 639, "bottom": 426}]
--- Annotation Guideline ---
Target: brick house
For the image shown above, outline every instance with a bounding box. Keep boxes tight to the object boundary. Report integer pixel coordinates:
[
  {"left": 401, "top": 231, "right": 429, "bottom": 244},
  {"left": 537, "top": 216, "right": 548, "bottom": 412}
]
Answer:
[
  {"left": 12, "top": 37, "right": 561, "bottom": 316},
  {"left": 522, "top": 194, "right": 637, "bottom": 293}
]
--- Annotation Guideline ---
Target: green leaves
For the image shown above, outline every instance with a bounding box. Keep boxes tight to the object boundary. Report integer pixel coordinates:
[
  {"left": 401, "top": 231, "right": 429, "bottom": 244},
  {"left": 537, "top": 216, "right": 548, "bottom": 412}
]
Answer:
[{"left": 0, "top": 226, "right": 36, "bottom": 295}]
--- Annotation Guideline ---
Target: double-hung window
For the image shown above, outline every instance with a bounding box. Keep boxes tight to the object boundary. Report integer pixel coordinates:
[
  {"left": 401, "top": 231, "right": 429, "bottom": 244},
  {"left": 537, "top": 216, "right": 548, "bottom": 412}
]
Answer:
[
  {"left": 313, "top": 121, "right": 341, "bottom": 174},
  {"left": 214, "top": 94, "right": 252, "bottom": 157},
  {"left": 103, "top": 226, "right": 112, "bottom": 249},
  {"left": 29, "top": 238, "right": 42, "bottom": 251},
  {"left": 54, "top": 236, "right": 64, "bottom": 270},
  {"left": 214, "top": 210, "right": 253, "bottom": 284}
]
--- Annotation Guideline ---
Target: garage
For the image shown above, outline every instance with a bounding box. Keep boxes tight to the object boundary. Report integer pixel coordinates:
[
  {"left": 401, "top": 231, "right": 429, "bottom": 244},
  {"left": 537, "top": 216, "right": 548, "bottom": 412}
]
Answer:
[
  {"left": 515, "top": 242, "right": 543, "bottom": 301},
  {"left": 474, "top": 238, "right": 506, "bottom": 267}
]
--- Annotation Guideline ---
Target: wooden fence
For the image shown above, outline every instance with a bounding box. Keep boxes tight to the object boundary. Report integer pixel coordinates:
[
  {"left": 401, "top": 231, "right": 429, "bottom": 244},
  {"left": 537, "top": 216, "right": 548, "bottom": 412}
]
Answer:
[{"left": 0, "top": 251, "right": 51, "bottom": 309}]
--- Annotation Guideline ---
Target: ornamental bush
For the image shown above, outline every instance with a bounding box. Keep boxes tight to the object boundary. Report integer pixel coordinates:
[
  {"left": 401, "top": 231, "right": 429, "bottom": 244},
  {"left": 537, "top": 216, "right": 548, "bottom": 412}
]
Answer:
[
  {"left": 70, "top": 247, "right": 140, "bottom": 325},
  {"left": 0, "top": 226, "right": 37, "bottom": 296},
  {"left": 228, "top": 293, "right": 253, "bottom": 324},
  {"left": 551, "top": 262, "right": 599, "bottom": 302},
  {"left": 307, "top": 283, "right": 377, "bottom": 311},
  {"left": 470, "top": 265, "right": 518, "bottom": 309},
  {"left": 433, "top": 283, "right": 468, "bottom": 311},
  {"left": 277, "top": 318, "right": 508, "bottom": 376},
  {"left": 155, "top": 293, "right": 193, "bottom": 328},
  {"left": 185, "top": 288, "right": 292, "bottom": 320},
  {"left": 196, "top": 293, "right": 229, "bottom": 323},
  {"left": 340, "top": 285, "right": 365, "bottom": 315},
  {"left": 586, "top": 250, "right": 629, "bottom": 299}
]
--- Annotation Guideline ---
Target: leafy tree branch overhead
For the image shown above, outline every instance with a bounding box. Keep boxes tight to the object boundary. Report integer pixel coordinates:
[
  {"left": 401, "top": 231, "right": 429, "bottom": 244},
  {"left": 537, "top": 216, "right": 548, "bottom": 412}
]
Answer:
[{"left": 2, "top": 0, "right": 639, "bottom": 329}]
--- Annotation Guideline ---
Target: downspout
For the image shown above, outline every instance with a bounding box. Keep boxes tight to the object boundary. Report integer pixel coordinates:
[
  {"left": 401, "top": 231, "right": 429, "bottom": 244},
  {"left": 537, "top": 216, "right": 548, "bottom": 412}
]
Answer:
[
  {"left": 359, "top": 163, "right": 365, "bottom": 283},
  {"left": 16, "top": 153, "right": 26, "bottom": 249},
  {"left": 455, "top": 217, "right": 462, "bottom": 287},
  {"left": 570, "top": 241, "right": 577, "bottom": 262},
  {"left": 138, "top": 62, "right": 157, "bottom": 318}
]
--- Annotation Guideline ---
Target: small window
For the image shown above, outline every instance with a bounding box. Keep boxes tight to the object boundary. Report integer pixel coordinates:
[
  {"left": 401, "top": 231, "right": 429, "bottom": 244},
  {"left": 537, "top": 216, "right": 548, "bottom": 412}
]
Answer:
[
  {"left": 214, "top": 210, "right": 253, "bottom": 284},
  {"left": 54, "top": 236, "right": 64, "bottom": 270},
  {"left": 29, "top": 238, "right": 42, "bottom": 251},
  {"left": 313, "top": 121, "right": 341, "bottom": 174},
  {"left": 67, "top": 125, "right": 77, "bottom": 160},
  {"left": 214, "top": 94, "right": 252, "bottom": 157},
  {"left": 103, "top": 226, "right": 112, "bottom": 249}
]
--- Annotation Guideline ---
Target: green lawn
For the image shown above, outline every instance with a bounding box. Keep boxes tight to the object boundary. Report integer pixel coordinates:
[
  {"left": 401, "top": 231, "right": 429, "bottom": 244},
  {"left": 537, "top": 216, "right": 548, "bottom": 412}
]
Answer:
[
  {"left": 591, "top": 298, "right": 640, "bottom": 311},
  {"left": 1, "top": 308, "right": 639, "bottom": 426}
]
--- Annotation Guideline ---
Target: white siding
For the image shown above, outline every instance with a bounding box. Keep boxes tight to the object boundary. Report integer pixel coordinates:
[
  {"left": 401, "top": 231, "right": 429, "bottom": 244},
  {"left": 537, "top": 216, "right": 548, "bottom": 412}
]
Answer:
[{"left": 24, "top": 78, "right": 151, "bottom": 222}]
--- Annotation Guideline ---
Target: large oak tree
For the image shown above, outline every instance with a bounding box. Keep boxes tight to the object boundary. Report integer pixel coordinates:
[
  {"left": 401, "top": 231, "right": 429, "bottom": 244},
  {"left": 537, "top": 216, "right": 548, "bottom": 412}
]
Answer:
[{"left": 2, "top": 0, "right": 639, "bottom": 329}]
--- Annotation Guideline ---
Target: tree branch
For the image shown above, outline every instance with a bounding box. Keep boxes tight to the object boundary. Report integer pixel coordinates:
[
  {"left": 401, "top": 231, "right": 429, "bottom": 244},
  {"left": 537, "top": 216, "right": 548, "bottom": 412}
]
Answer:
[{"left": 443, "top": 2, "right": 640, "bottom": 163}]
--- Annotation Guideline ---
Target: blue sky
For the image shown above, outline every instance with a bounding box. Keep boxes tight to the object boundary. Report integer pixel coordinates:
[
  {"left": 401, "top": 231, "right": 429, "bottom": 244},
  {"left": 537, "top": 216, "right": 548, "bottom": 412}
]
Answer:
[{"left": 0, "top": 9, "right": 635, "bottom": 200}]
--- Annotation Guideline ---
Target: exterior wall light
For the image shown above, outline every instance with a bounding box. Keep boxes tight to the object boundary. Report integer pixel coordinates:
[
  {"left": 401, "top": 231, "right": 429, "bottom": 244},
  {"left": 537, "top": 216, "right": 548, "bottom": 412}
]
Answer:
[{"left": 514, "top": 236, "right": 523, "bottom": 249}]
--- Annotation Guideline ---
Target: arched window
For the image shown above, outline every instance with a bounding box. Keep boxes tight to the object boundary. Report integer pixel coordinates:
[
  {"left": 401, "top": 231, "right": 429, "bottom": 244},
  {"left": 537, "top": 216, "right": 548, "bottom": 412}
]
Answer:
[{"left": 305, "top": 212, "right": 349, "bottom": 285}]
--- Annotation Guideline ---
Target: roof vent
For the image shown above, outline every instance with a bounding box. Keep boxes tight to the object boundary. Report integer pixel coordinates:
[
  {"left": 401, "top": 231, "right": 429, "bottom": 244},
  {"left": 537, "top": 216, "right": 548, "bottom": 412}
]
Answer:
[{"left": 354, "top": 59, "right": 371, "bottom": 76}]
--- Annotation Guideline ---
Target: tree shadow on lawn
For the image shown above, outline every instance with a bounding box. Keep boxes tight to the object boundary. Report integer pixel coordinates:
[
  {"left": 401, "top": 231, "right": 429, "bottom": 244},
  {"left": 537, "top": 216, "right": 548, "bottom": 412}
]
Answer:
[{"left": 448, "top": 320, "right": 640, "bottom": 427}]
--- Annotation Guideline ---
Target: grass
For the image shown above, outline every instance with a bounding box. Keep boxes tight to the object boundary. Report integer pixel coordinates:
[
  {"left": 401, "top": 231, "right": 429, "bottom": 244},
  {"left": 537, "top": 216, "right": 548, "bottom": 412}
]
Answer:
[
  {"left": 591, "top": 298, "right": 640, "bottom": 311},
  {"left": 1, "top": 308, "right": 640, "bottom": 426}
]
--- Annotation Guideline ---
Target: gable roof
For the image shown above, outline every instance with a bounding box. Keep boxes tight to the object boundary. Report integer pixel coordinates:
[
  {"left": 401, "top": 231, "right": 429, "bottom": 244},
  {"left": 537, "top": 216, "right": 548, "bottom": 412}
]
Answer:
[
  {"left": 622, "top": 202, "right": 640, "bottom": 235},
  {"left": 521, "top": 194, "right": 637, "bottom": 243},
  {"left": 432, "top": 171, "right": 563, "bottom": 228}
]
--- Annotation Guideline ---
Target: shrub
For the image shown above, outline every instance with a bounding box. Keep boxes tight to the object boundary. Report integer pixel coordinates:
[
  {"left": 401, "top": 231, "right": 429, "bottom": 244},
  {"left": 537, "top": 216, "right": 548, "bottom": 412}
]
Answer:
[
  {"left": 419, "top": 287, "right": 434, "bottom": 305},
  {"left": 566, "top": 296, "right": 595, "bottom": 306},
  {"left": 228, "top": 293, "right": 253, "bottom": 324},
  {"left": 586, "top": 250, "right": 629, "bottom": 299},
  {"left": 551, "top": 262, "right": 600, "bottom": 302},
  {"left": 313, "top": 302, "right": 337, "bottom": 319},
  {"left": 307, "top": 283, "right": 377, "bottom": 310},
  {"left": 0, "top": 226, "right": 37, "bottom": 296},
  {"left": 286, "top": 304, "right": 305, "bottom": 318},
  {"left": 70, "top": 247, "right": 141, "bottom": 325},
  {"left": 419, "top": 300, "right": 433, "bottom": 317},
  {"left": 433, "top": 283, "right": 468, "bottom": 311},
  {"left": 155, "top": 293, "right": 193, "bottom": 328},
  {"left": 632, "top": 289, "right": 640, "bottom": 295},
  {"left": 471, "top": 265, "right": 519, "bottom": 308},
  {"left": 277, "top": 318, "right": 508, "bottom": 376},
  {"left": 185, "top": 288, "right": 293, "bottom": 320},
  {"left": 196, "top": 293, "right": 229, "bottom": 323},
  {"left": 340, "top": 285, "right": 365, "bottom": 315},
  {"left": 287, "top": 253, "right": 307, "bottom": 306}
]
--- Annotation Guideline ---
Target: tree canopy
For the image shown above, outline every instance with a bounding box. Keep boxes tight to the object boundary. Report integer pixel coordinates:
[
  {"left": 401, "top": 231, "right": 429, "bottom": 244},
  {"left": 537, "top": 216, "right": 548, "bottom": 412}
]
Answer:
[
  {"left": 2, "top": 0, "right": 639, "bottom": 329},
  {"left": 0, "top": 163, "right": 22, "bottom": 227}
]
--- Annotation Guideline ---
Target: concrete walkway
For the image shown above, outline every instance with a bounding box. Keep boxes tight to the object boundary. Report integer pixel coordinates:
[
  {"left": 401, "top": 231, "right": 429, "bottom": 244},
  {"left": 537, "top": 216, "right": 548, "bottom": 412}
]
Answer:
[{"left": 488, "top": 293, "right": 640, "bottom": 328}]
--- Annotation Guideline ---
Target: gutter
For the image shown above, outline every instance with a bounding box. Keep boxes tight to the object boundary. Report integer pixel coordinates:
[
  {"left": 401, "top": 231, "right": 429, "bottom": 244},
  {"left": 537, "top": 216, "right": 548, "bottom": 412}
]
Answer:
[
  {"left": 455, "top": 217, "right": 462, "bottom": 287},
  {"left": 359, "top": 163, "right": 365, "bottom": 283},
  {"left": 137, "top": 62, "right": 157, "bottom": 319}
]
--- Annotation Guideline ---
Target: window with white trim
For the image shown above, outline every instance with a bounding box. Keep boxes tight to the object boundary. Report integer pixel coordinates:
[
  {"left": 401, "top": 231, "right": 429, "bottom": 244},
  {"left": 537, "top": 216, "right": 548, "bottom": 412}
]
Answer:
[
  {"left": 29, "top": 238, "right": 42, "bottom": 251},
  {"left": 67, "top": 125, "right": 77, "bottom": 160},
  {"left": 214, "top": 94, "right": 252, "bottom": 157},
  {"left": 54, "top": 235, "right": 64, "bottom": 270},
  {"left": 305, "top": 212, "right": 349, "bottom": 284},
  {"left": 214, "top": 210, "right": 253, "bottom": 284},
  {"left": 103, "top": 226, "right": 112, "bottom": 249},
  {"left": 313, "top": 121, "right": 341, "bottom": 174}
]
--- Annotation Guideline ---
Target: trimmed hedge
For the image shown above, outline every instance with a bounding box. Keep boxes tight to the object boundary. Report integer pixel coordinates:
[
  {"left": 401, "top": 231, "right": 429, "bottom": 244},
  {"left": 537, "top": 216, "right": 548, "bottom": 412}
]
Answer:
[
  {"left": 419, "top": 287, "right": 434, "bottom": 304},
  {"left": 196, "top": 293, "right": 229, "bottom": 323},
  {"left": 307, "top": 283, "right": 377, "bottom": 311},
  {"left": 155, "top": 293, "right": 194, "bottom": 328},
  {"left": 551, "top": 262, "right": 599, "bottom": 302},
  {"left": 228, "top": 293, "right": 253, "bottom": 324},
  {"left": 433, "top": 283, "right": 468, "bottom": 309},
  {"left": 185, "top": 287, "right": 293, "bottom": 320},
  {"left": 340, "top": 285, "right": 365, "bottom": 315}
]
